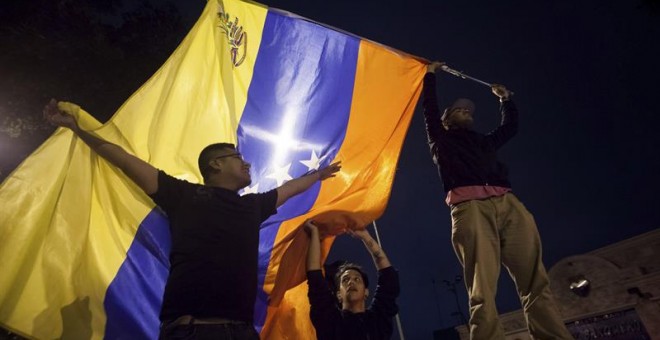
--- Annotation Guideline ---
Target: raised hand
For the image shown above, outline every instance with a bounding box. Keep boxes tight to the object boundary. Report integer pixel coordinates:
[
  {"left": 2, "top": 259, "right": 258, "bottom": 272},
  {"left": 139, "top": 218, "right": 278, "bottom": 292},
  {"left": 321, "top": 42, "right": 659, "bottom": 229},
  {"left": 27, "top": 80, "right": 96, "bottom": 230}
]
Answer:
[
  {"left": 427, "top": 61, "right": 445, "bottom": 74},
  {"left": 303, "top": 219, "right": 319, "bottom": 236},
  {"left": 491, "top": 84, "right": 511, "bottom": 100},
  {"left": 317, "top": 161, "right": 341, "bottom": 181},
  {"left": 43, "top": 99, "right": 76, "bottom": 129},
  {"left": 346, "top": 228, "right": 372, "bottom": 241},
  {"left": 346, "top": 227, "right": 391, "bottom": 270}
]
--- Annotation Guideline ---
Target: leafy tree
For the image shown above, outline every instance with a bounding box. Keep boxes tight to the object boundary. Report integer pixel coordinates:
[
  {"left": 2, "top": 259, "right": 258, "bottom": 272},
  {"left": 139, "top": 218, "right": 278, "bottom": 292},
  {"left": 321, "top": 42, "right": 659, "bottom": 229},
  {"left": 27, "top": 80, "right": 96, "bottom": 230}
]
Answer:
[{"left": 0, "top": 0, "right": 185, "bottom": 180}]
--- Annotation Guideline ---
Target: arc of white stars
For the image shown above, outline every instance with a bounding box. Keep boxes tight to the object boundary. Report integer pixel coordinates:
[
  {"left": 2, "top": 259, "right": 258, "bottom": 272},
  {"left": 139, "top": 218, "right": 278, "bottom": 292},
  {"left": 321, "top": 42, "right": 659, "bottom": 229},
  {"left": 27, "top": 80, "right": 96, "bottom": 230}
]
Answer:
[
  {"left": 266, "top": 163, "right": 293, "bottom": 187},
  {"left": 299, "top": 150, "right": 323, "bottom": 172}
]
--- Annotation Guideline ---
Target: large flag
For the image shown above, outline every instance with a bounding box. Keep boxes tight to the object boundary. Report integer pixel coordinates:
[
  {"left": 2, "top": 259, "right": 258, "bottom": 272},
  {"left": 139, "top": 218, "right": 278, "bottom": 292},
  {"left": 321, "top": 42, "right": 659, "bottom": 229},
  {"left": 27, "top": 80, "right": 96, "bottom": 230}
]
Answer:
[{"left": 0, "top": 0, "right": 425, "bottom": 338}]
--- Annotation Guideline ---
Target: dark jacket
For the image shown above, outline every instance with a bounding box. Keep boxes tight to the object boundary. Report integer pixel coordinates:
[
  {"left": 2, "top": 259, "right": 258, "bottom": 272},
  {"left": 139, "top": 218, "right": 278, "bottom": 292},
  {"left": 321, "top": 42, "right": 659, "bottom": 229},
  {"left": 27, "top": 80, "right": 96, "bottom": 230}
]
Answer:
[
  {"left": 307, "top": 267, "right": 400, "bottom": 340},
  {"left": 422, "top": 73, "right": 519, "bottom": 192}
]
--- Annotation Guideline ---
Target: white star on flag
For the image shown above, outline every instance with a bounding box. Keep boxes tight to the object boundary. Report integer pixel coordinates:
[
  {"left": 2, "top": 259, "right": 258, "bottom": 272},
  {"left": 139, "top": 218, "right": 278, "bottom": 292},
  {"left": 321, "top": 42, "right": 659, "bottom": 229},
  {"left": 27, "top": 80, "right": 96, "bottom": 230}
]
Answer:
[
  {"left": 266, "top": 163, "right": 293, "bottom": 187},
  {"left": 242, "top": 183, "right": 260, "bottom": 195},
  {"left": 299, "top": 150, "right": 323, "bottom": 171}
]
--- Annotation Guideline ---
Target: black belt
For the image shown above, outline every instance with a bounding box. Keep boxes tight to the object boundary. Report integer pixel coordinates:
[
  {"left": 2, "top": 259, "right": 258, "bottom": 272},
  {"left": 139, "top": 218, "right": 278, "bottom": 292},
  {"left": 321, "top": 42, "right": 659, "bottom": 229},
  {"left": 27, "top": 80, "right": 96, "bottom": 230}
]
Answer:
[{"left": 162, "top": 315, "right": 249, "bottom": 328}]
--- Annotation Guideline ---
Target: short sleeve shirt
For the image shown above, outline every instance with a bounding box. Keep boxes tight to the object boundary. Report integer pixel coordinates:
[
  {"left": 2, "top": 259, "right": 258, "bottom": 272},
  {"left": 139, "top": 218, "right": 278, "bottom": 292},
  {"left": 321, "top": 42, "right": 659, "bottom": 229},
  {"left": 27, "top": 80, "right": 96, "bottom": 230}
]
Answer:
[{"left": 150, "top": 171, "right": 277, "bottom": 322}]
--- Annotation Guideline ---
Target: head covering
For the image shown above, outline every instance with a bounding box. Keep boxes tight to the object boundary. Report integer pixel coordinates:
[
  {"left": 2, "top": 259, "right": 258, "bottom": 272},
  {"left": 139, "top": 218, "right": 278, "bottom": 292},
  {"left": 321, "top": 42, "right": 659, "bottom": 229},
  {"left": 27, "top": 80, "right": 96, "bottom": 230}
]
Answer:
[{"left": 441, "top": 98, "right": 475, "bottom": 122}]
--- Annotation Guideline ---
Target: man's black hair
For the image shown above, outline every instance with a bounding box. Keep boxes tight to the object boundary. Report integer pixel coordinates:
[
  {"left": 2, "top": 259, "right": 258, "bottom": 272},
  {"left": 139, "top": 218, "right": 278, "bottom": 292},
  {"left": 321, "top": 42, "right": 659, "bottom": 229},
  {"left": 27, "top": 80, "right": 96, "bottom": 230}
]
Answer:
[
  {"left": 334, "top": 262, "right": 370, "bottom": 291},
  {"left": 197, "top": 143, "right": 236, "bottom": 182}
]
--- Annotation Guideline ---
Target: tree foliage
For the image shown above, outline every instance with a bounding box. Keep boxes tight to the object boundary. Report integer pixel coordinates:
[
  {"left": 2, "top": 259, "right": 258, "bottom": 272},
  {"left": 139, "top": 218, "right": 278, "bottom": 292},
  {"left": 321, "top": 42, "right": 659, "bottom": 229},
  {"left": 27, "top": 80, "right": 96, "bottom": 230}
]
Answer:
[{"left": 0, "top": 0, "right": 185, "bottom": 180}]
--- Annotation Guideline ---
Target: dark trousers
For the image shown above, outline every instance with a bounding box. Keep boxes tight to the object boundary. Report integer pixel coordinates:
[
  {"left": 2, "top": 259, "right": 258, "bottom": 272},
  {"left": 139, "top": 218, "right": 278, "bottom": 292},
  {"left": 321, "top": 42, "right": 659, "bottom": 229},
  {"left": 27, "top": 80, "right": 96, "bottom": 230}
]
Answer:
[{"left": 159, "top": 320, "right": 260, "bottom": 340}]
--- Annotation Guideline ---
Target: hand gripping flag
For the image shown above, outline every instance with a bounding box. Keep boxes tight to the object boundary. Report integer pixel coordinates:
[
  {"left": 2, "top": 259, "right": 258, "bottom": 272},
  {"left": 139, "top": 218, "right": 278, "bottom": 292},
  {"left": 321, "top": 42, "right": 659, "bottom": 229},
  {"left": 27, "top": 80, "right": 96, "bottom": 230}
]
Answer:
[{"left": 0, "top": 0, "right": 425, "bottom": 338}]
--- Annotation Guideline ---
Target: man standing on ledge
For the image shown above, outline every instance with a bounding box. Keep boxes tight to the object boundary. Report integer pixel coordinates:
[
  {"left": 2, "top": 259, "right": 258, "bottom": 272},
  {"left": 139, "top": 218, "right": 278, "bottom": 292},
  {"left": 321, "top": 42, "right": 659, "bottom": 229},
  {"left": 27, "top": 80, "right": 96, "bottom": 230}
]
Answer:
[
  {"left": 44, "top": 99, "right": 341, "bottom": 340},
  {"left": 422, "top": 62, "right": 573, "bottom": 339}
]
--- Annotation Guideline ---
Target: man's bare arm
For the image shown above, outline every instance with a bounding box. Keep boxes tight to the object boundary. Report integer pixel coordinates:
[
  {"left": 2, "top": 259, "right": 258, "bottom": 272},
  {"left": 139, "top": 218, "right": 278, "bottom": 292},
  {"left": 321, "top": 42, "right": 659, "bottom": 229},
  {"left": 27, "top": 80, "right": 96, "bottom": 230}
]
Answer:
[
  {"left": 44, "top": 99, "right": 159, "bottom": 195},
  {"left": 347, "top": 228, "right": 392, "bottom": 270},
  {"left": 275, "top": 161, "right": 341, "bottom": 207}
]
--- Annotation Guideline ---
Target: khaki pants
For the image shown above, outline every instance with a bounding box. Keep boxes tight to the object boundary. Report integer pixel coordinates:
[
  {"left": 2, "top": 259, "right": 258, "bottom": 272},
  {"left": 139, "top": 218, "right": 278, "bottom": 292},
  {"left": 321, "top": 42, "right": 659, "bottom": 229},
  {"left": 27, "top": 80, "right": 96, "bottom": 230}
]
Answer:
[{"left": 450, "top": 193, "right": 573, "bottom": 340}]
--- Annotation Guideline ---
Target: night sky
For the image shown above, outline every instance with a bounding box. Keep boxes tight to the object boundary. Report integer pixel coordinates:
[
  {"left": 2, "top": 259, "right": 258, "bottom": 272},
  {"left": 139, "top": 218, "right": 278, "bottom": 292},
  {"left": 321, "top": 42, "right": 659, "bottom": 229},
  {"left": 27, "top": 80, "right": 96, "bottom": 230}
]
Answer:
[{"left": 3, "top": 0, "right": 660, "bottom": 339}]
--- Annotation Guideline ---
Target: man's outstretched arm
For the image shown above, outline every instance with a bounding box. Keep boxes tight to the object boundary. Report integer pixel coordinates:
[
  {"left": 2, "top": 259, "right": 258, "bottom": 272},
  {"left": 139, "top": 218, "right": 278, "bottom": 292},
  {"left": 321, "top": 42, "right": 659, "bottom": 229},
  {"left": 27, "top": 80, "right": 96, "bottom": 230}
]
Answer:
[
  {"left": 304, "top": 220, "right": 322, "bottom": 271},
  {"left": 422, "top": 61, "right": 449, "bottom": 152},
  {"left": 350, "top": 227, "right": 399, "bottom": 323},
  {"left": 275, "top": 161, "right": 341, "bottom": 207},
  {"left": 44, "top": 99, "right": 159, "bottom": 195},
  {"left": 347, "top": 228, "right": 392, "bottom": 270},
  {"left": 486, "top": 84, "right": 519, "bottom": 149}
]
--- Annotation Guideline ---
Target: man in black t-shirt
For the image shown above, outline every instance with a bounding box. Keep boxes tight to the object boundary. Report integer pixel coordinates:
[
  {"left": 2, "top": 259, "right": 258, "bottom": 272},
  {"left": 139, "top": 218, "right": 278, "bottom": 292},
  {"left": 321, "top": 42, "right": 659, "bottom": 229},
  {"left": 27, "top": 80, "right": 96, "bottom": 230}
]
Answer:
[{"left": 44, "top": 100, "right": 341, "bottom": 339}]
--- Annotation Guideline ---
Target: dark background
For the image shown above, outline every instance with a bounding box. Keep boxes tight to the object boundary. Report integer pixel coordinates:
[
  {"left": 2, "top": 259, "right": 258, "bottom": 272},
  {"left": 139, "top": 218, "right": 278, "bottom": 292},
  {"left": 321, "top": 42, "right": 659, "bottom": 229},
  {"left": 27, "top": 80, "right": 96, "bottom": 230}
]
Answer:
[{"left": 1, "top": 0, "right": 659, "bottom": 339}]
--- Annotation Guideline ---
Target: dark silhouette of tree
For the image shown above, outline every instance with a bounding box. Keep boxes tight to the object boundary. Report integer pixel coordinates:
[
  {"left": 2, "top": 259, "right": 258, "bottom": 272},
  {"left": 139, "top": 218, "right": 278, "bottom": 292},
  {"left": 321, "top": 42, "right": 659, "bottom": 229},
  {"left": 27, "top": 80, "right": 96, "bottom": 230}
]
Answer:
[{"left": 0, "top": 0, "right": 185, "bottom": 181}]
